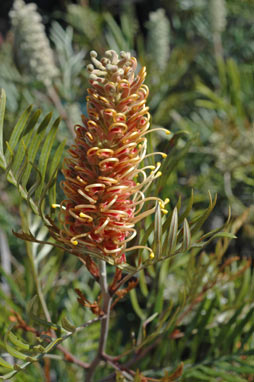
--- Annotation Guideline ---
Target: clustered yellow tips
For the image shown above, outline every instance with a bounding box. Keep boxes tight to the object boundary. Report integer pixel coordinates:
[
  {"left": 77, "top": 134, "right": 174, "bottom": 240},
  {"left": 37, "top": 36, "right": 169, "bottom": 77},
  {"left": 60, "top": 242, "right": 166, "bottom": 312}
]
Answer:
[{"left": 54, "top": 50, "right": 170, "bottom": 263}]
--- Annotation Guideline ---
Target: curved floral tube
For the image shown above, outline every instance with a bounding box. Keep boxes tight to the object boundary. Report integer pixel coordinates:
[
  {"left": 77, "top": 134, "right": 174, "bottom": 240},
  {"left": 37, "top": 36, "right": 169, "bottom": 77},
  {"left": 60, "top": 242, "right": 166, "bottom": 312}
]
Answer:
[{"left": 56, "top": 50, "right": 169, "bottom": 263}]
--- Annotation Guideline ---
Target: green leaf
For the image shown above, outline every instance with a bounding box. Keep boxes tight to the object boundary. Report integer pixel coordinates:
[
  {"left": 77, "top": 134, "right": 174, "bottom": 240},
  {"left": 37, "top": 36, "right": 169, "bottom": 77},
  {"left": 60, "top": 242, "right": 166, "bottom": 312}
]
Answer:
[
  {"left": 0, "top": 266, "right": 25, "bottom": 307},
  {"left": 47, "top": 139, "right": 66, "bottom": 206},
  {"left": 191, "top": 192, "right": 217, "bottom": 236},
  {"left": 182, "top": 218, "right": 191, "bottom": 252},
  {"left": 0, "top": 356, "right": 13, "bottom": 370},
  {"left": 183, "top": 368, "right": 212, "bottom": 380},
  {"left": 30, "top": 315, "right": 61, "bottom": 332},
  {"left": 209, "top": 305, "right": 244, "bottom": 355},
  {"left": 8, "top": 332, "right": 30, "bottom": 351},
  {"left": 116, "top": 370, "right": 127, "bottom": 381},
  {"left": 153, "top": 202, "right": 162, "bottom": 259},
  {"left": 134, "top": 369, "right": 143, "bottom": 382},
  {"left": 0, "top": 370, "right": 17, "bottom": 380},
  {"left": 191, "top": 298, "right": 215, "bottom": 362},
  {"left": 21, "top": 112, "right": 52, "bottom": 189},
  {"left": 193, "top": 232, "right": 237, "bottom": 250},
  {"left": 218, "top": 360, "right": 254, "bottom": 375},
  {"left": 5, "top": 105, "right": 33, "bottom": 163},
  {"left": 104, "top": 12, "right": 128, "bottom": 51},
  {"left": 167, "top": 207, "right": 178, "bottom": 255},
  {"left": 197, "top": 365, "right": 246, "bottom": 382},
  {"left": 61, "top": 316, "right": 76, "bottom": 333},
  {"left": 11, "top": 110, "right": 41, "bottom": 177},
  {"left": 44, "top": 337, "right": 62, "bottom": 353},
  {"left": 227, "top": 307, "right": 254, "bottom": 352},
  {"left": 227, "top": 58, "right": 243, "bottom": 118},
  {"left": 130, "top": 289, "right": 146, "bottom": 321},
  {"left": 139, "top": 269, "right": 149, "bottom": 299},
  {"left": 35, "top": 116, "right": 61, "bottom": 201},
  {"left": 0, "top": 88, "right": 6, "bottom": 167},
  {"left": 198, "top": 208, "right": 231, "bottom": 242},
  {"left": 5, "top": 343, "right": 30, "bottom": 361}
]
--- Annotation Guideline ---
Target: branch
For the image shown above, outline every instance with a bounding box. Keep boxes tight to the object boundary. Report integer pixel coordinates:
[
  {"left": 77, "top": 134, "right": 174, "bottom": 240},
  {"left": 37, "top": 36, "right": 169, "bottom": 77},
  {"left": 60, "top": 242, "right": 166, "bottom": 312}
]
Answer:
[
  {"left": 46, "top": 85, "right": 75, "bottom": 137},
  {"left": 13, "top": 312, "right": 100, "bottom": 370},
  {"left": 57, "top": 344, "right": 89, "bottom": 369},
  {"left": 111, "top": 270, "right": 138, "bottom": 295}
]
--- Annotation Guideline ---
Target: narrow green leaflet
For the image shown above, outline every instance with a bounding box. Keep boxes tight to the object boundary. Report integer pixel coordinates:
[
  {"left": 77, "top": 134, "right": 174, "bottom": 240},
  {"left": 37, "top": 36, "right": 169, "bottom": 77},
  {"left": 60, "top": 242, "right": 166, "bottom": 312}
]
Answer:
[
  {"left": 182, "top": 218, "right": 191, "bottom": 252},
  {"left": 21, "top": 112, "right": 53, "bottom": 189},
  {"left": 0, "top": 93, "right": 64, "bottom": 219},
  {"left": 47, "top": 139, "right": 66, "bottom": 207},
  {"left": 190, "top": 192, "right": 217, "bottom": 236},
  {"left": 43, "top": 338, "right": 63, "bottom": 353},
  {"left": 104, "top": 12, "right": 128, "bottom": 51},
  {"left": 153, "top": 202, "right": 162, "bottom": 259},
  {"left": 5, "top": 105, "right": 33, "bottom": 164},
  {"left": 61, "top": 316, "right": 76, "bottom": 333},
  {"left": 0, "top": 356, "right": 13, "bottom": 370},
  {"left": 0, "top": 89, "right": 6, "bottom": 167},
  {"left": 130, "top": 289, "right": 146, "bottom": 321},
  {"left": 5, "top": 343, "right": 32, "bottom": 362},
  {"left": 167, "top": 207, "right": 178, "bottom": 255},
  {"left": 8, "top": 332, "right": 30, "bottom": 351},
  {"left": 0, "top": 266, "right": 26, "bottom": 307},
  {"left": 10, "top": 110, "right": 41, "bottom": 176},
  {"left": 35, "top": 116, "right": 61, "bottom": 201}
]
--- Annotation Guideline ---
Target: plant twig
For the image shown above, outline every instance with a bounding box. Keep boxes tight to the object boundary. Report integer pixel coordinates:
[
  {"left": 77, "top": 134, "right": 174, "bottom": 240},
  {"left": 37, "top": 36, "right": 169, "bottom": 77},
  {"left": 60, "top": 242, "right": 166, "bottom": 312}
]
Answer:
[
  {"left": 47, "top": 85, "right": 75, "bottom": 137},
  {"left": 85, "top": 260, "right": 112, "bottom": 381},
  {"left": 57, "top": 344, "right": 89, "bottom": 369},
  {"left": 103, "top": 357, "right": 134, "bottom": 381},
  {"left": 44, "top": 356, "right": 51, "bottom": 382},
  {"left": 112, "top": 270, "right": 138, "bottom": 295},
  {"left": 13, "top": 311, "right": 100, "bottom": 370}
]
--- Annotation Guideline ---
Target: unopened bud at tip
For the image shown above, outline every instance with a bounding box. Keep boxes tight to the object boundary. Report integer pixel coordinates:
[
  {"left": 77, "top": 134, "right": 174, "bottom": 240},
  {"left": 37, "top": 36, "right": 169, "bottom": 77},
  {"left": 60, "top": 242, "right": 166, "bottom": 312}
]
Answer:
[{"left": 90, "top": 50, "right": 97, "bottom": 58}]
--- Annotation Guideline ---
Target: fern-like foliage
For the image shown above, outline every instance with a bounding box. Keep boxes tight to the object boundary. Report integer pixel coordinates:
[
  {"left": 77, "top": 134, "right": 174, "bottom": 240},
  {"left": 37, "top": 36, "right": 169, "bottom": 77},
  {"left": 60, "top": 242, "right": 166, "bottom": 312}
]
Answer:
[
  {"left": 50, "top": 22, "right": 86, "bottom": 101},
  {"left": 0, "top": 89, "right": 234, "bottom": 274},
  {"left": 0, "top": 89, "right": 65, "bottom": 223},
  {"left": 0, "top": 313, "right": 98, "bottom": 380}
]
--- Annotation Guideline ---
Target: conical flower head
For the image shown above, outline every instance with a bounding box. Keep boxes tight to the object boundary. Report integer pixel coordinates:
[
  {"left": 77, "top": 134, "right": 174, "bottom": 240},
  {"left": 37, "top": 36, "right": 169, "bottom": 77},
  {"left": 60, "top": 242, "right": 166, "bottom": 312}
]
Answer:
[
  {"left": 9, "top": 0, "right": 58, "bottom": 86},
  {"left": 57, "top": 50, "right": 169, "bottom": 263},
  {"left": 147, "top": 8, "right": 171, "bottom": 71}
]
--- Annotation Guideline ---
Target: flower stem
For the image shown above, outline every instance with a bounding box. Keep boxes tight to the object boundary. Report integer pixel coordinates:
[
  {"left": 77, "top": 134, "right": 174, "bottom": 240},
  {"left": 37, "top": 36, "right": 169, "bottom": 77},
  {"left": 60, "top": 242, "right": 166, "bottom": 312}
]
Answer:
[{"left": 85, "top": 260, "right": 112, "bottom": 381}]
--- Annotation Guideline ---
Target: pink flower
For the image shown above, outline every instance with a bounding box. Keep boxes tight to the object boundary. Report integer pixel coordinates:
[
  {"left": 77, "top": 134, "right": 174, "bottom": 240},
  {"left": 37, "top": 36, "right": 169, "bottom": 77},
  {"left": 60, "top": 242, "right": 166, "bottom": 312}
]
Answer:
[{"left": 56, "top": 50, "right": 169, "bottom": 263}]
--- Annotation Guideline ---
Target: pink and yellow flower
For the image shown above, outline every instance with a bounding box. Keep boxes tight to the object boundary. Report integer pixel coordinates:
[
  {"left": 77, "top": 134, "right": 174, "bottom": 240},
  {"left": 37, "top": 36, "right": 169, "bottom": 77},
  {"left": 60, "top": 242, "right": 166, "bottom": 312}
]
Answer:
[{"left": 56, "top": 50, "right": 169, "bottom": 263}]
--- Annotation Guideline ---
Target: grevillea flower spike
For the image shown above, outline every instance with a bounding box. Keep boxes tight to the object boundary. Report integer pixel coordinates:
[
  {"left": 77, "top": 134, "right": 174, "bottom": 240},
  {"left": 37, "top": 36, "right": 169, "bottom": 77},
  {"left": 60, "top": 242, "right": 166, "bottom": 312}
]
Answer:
[{"left": 54, "top": 50, "right": 170, "bottom": 264}]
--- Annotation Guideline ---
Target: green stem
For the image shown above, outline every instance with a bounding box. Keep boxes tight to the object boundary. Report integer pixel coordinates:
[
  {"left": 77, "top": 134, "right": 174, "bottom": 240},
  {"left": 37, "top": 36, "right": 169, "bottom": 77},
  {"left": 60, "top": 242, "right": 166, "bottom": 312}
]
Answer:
[
  {"left": 27, "top": 243, "right": 51, "bottom": 322},
  {"left": 85, "top": 260, "right": 112, "bottom": 382},
  {"left": 21, "top": 209, "right": 51, "bottom": 322}
]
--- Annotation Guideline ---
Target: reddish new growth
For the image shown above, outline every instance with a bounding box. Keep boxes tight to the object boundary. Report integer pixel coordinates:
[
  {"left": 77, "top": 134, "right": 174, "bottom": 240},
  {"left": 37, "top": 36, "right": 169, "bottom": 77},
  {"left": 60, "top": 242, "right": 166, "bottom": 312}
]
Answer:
[{"left": 54, "top": 50, "right": 169, "bottom": 263}]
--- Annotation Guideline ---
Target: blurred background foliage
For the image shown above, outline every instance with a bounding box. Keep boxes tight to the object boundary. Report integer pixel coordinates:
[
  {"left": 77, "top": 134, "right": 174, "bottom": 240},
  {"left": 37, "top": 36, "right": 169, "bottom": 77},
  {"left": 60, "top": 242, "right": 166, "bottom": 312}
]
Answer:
[{"left": 0, "top": 0, "right": 253, "bottom": 381}]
